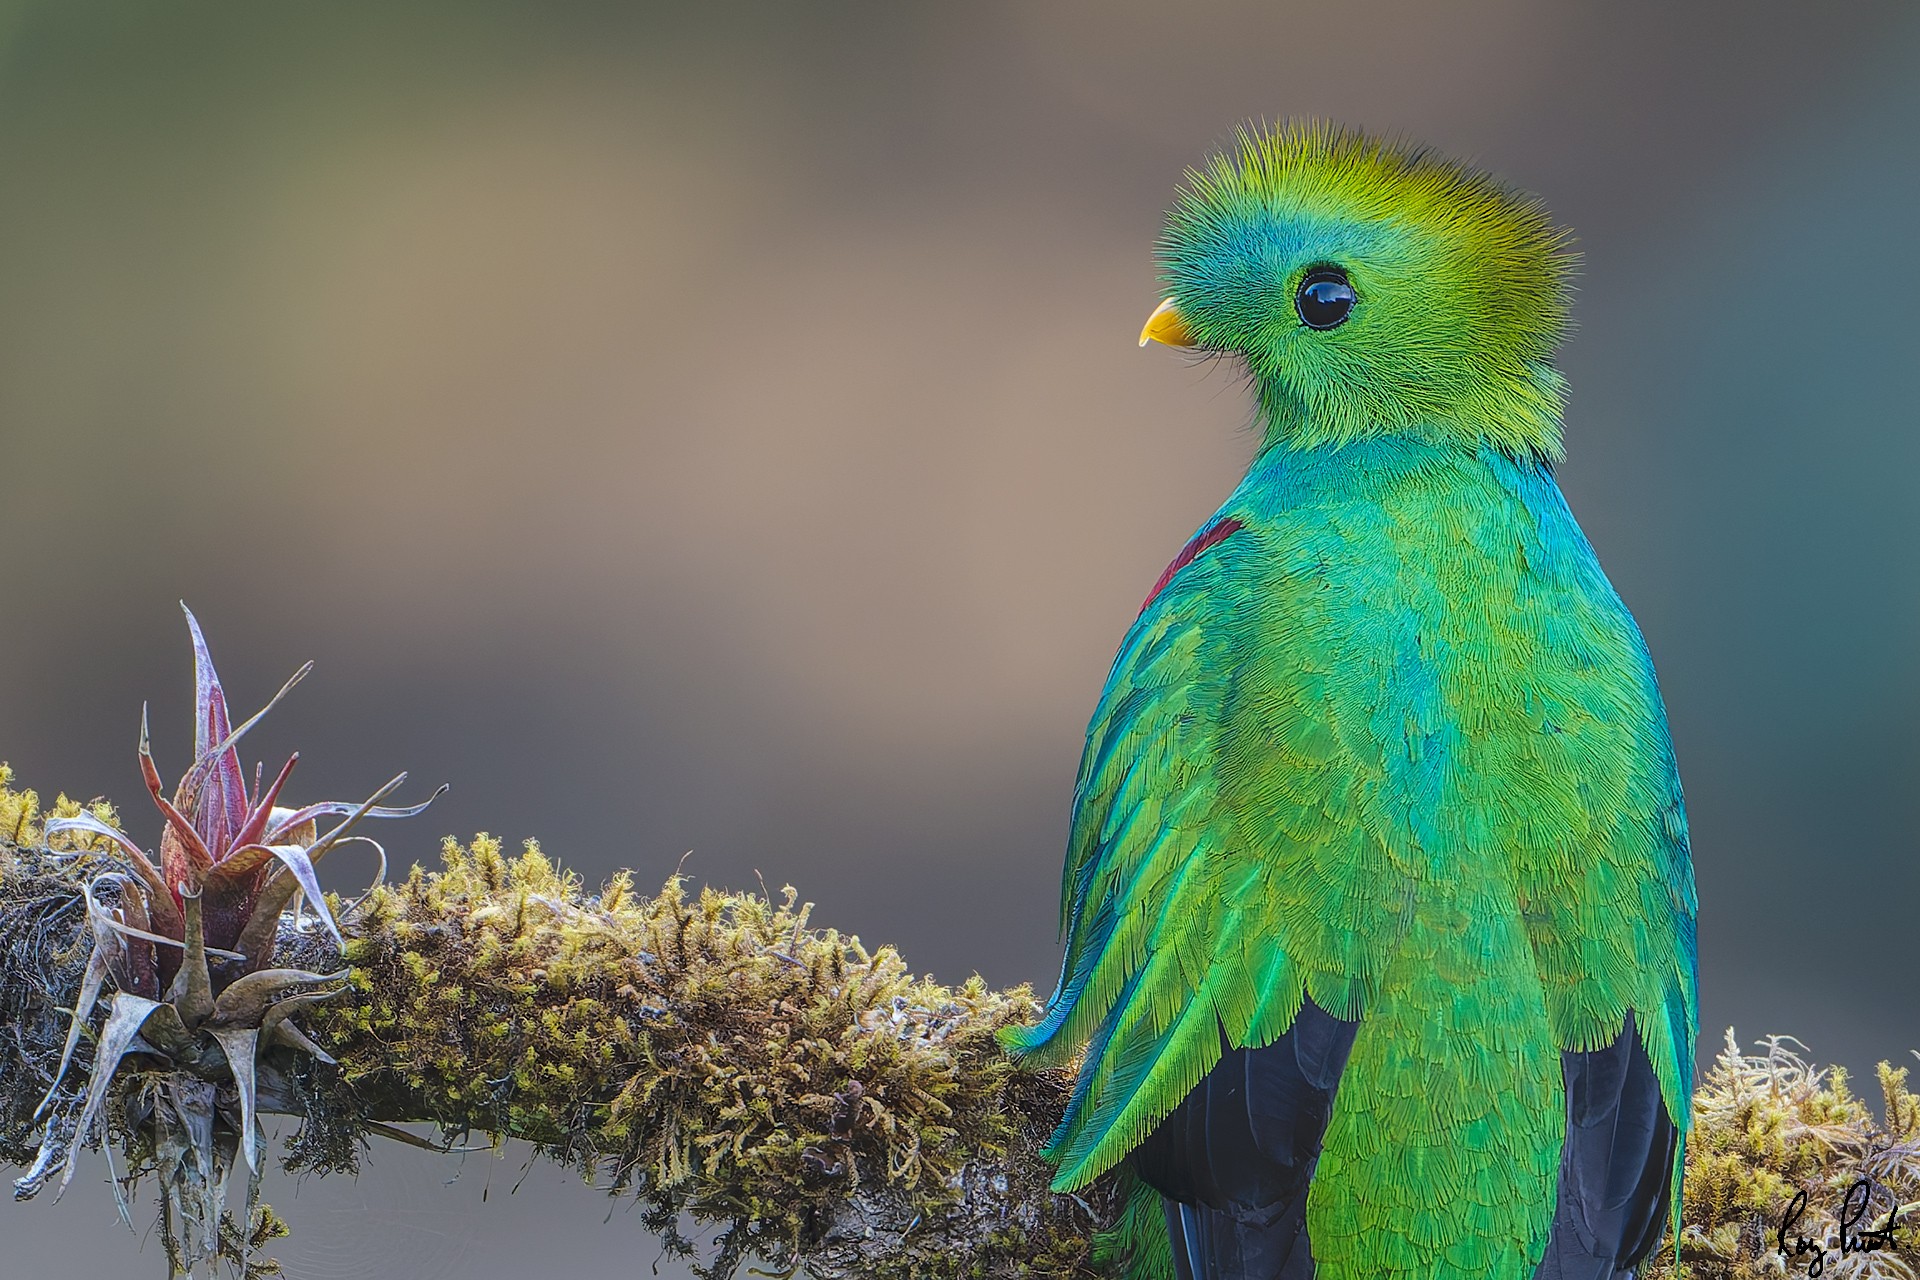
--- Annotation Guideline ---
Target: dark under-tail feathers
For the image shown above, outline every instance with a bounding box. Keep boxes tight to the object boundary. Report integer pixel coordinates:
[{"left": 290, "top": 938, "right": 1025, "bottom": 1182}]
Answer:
[
  {"left": 1535, "top": 1013, "right": 1680, "bottom": 1280},
  {"left": 1131, "top": 999, "right": 1358, "bottom": 1280},
  {"left": 1134, "top": 1010, "right": 1675, "bottom": 1280}
]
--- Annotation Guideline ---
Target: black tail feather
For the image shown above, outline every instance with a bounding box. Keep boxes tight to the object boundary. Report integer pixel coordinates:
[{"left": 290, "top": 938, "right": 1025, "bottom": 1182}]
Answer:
[
  {"left": 1535, "top": 1013, "right": 1680, "bottom": 1280},
  {"left": 1133, "top": 1008, "right": 1677, "bottom": 1280},
  {"left": 1132, "top": 998, "right": 1356, "bottom": 1280}
]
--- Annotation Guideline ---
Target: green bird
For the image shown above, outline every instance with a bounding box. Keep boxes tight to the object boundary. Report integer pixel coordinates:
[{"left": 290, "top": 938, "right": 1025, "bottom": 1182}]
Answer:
[{"left": 1004, "top": 123, "right": 1697, "bottom": 1280}]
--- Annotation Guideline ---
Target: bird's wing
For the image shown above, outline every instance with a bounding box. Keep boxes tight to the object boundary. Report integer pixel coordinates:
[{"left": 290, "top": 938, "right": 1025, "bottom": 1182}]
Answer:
[{"left": 1004, "top": 513, "right": 1388, "bottom": 1191}]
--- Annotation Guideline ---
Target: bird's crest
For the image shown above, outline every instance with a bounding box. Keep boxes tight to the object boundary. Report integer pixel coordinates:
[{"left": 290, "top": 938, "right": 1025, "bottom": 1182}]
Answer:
[{"left": 1156, "top": 121, "right": 1577, "bottom": 460}]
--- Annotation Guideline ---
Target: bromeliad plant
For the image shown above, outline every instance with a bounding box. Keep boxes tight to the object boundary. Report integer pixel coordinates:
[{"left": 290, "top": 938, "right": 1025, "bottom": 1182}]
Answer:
[{"left": 22, "top": 606, "right": 441, "bottom": 1273}]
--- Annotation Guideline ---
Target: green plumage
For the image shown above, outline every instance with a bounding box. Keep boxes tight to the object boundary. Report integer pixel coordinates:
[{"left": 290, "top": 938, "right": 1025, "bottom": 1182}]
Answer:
[{"left": 1006, "top": 124, "right": 1698, "bottom": 1280}]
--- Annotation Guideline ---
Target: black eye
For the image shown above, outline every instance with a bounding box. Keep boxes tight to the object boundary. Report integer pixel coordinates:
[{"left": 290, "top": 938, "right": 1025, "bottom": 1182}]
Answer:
[{"left": 1295, "top": 266, "right": 1356, "bottom": 330}]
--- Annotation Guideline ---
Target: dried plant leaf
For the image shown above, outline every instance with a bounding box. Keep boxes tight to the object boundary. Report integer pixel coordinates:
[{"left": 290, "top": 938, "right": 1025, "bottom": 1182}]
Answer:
[
  {"left": 83, "top": 872, "right": 240, "bottom": 963},
  {"left": 265, "top": 779, "right": 447, "bottom": 842},
  {"left": 265, "top": 845, "right": 344, "bottom": 950},
  {"left": 33, "top": 940, "right": 109, "bottom": 1122},
  {"left": 231, "top": 872, "right": 307, "bottom": 977},
  {"left": 265, "top": 1018, "right": 336, "bottom": 1066},
  {"left": 259, "top": 987, "right": 346, "bottom": 1060},
  {"left": 54, "top": 993, "right": 163, "bottom": 1200},
  {"left": 44, "top": 810, "right": 181, "bottom": 933},
  {"left": 330, "top": 834, "right": 390, "bottom": 918},
  {"left": 209, "top": 968, "right": 346, "bottom": 1028},
  {"left": 135, "top": 1000, "right": 197, "bottom": 1059},
  {"left": 164, "top": 889, "right": 216, "bottom": 1027},
  {"left": 209, "top": 1027, "right": 262, "bottom": 1171},
  {"left": 201, "top": 660, "right": 311, "bottom": 775},
  {"left": 254, "top": 773, "right": 438, "bottom": 951},
  {"left": 42, "top": 810, "right": 155, "bottom": 875}
]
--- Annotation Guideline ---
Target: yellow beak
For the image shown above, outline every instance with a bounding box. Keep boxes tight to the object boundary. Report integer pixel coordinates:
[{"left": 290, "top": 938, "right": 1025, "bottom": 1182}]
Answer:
[{"left": 1138, "top": 297, "right": 1195, "bottom": 348}]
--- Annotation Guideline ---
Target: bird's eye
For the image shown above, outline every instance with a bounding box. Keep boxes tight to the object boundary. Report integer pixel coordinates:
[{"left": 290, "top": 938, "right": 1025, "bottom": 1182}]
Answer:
[{"left": 1296, "top": 267, "right": 1356, "bottom": 330}]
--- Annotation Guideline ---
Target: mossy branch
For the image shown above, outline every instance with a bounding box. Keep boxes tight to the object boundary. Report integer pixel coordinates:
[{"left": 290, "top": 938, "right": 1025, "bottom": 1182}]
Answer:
[
  {"left": 1, "top": 770, "right": 1110, "bottom": 1279},
  {"left": 4, "top": 768, "right": 1920, "bottom": 1280}
]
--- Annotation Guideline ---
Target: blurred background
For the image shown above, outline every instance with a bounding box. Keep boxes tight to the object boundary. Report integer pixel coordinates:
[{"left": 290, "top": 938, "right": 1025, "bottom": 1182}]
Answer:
[{"left": 3, "top": 2, "right": 1916, "bottom": 1275}]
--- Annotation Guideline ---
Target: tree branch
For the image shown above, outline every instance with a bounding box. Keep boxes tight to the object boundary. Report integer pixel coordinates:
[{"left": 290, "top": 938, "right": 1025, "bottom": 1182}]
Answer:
[
  {"left": 5, "top": 771, "right": 1920, "bottom": 1280},
  {"left": 2, "top": 777, "right": 1114, "bottom": 1279}
]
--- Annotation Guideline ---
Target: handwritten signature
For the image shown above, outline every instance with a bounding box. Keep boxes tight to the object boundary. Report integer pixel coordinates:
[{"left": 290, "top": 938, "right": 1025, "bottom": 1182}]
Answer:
[{"left": 1776, "top": 1179, "right": 1904, "bottom": 1276}]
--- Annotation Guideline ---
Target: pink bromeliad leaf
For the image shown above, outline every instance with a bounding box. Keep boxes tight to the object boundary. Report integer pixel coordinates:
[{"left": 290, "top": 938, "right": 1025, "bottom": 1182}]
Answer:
[
  {"left": 181, "top": 604, "right": 248, "bottom": 862},
  {"left": 227, "top": 753, "right": 299, "bottom": 861},
  {"left": 163, "top": 607, "right": 312, "bottom": 878},
  {"left": 141, "top": 706, "right": 215, "bottom": 893}
]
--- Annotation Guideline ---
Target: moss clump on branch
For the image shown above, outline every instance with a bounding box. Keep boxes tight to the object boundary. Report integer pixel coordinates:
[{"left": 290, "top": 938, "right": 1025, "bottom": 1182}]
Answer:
[
  {"left": 4, "top": 756, "right": 1111, "bottom": 1279},
  {"left": 1644, "top": 1032, "right": 1920, "bottom": 1280},
  {"left": 290, "top": 832, "right": 1107, "bottom": 1278},
  {"left": 0, "top": 766, "right": 126, "bottom": 1168},
  {"left": 7, "top": 761, "right": 1920, "bottom": 1280}
]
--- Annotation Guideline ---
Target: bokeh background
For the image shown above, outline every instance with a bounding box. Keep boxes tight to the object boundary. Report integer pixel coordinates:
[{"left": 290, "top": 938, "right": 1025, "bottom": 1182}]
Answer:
[{"left": 4, "top": 2, "right": 1917, "bottom": 1276}]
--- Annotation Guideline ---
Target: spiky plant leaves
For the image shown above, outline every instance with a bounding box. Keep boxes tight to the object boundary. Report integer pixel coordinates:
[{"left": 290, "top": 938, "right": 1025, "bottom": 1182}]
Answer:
[
  {"left": 209, "top": 968, "right": 349, "bottom": 1028},
  {"left": 35, "top": 889, "right": 119, "bottom": 1120},
  {"left": 43, "top": 808, "right": 174, "bottom": 917},
  {"left": 255, "top": 987, "right": 346, "bottom": 1065},
  {"left": 17, "top": 607, "right": 439, "bottom": 1278},
  {"left": 59, "top": 993, "right": 164, "bottom": 1198},
  {"left": 133, "top": 1001, "right": 199, "bottom": 1060}
]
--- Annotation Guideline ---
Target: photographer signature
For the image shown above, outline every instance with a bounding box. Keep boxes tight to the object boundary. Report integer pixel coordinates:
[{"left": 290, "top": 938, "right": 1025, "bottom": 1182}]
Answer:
[{"left": 1776, "top": 1178, "right": 1904, "bottom": 1276}]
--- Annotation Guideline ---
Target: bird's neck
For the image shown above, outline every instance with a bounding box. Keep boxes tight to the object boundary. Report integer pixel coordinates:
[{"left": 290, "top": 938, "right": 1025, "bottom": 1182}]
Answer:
[{"left": 1251, "top": 364, "right": 1567, "bottom": 464}]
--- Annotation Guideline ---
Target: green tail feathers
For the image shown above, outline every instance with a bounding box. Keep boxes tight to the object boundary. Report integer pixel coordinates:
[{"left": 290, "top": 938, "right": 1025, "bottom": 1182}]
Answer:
[{"left": 1095, "top": 1172, "right": 1175, "bottom": 1280}]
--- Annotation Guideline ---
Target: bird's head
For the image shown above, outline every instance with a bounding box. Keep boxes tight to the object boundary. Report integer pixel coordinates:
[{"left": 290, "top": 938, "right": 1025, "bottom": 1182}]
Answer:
[{"left": 1142, "top": 122, "right": 1574, "bottom": 461}]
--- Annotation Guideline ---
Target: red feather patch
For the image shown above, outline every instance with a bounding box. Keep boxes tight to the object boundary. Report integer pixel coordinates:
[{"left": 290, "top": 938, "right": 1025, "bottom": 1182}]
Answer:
[{"left": 1141, "top": 517, "right": 1243, "bottom": 613}]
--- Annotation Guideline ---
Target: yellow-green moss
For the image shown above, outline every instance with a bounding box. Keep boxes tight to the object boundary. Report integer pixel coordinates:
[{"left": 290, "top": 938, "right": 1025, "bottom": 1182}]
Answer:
[
  {"left": 0, "top": 762, "right": 121, "bottom": 851},
  {"left": 1642, "top": 1031, "right": 1920, "bottom": 1280},
  {"left": 7, "top": 766, "right": 1920, "bottom": 1280},
  {"left": 289, "top": 833, "right": 1101, "bottom": 1278}
]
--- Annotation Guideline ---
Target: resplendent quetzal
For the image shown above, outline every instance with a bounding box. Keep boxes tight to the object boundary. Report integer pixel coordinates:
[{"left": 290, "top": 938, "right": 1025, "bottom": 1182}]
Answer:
[{"left": 1005, "top": 123, "right": 1697, "bottom": 1280}]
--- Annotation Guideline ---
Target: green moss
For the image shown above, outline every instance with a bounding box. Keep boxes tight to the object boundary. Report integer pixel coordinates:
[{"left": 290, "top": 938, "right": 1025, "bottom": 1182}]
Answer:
[
  {"left": 292, "top": 833, "right": 1104, "bottom": 1278},
  {"left": 1641, "top": 1031, "right": 1920, "bottom": 1280}
]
